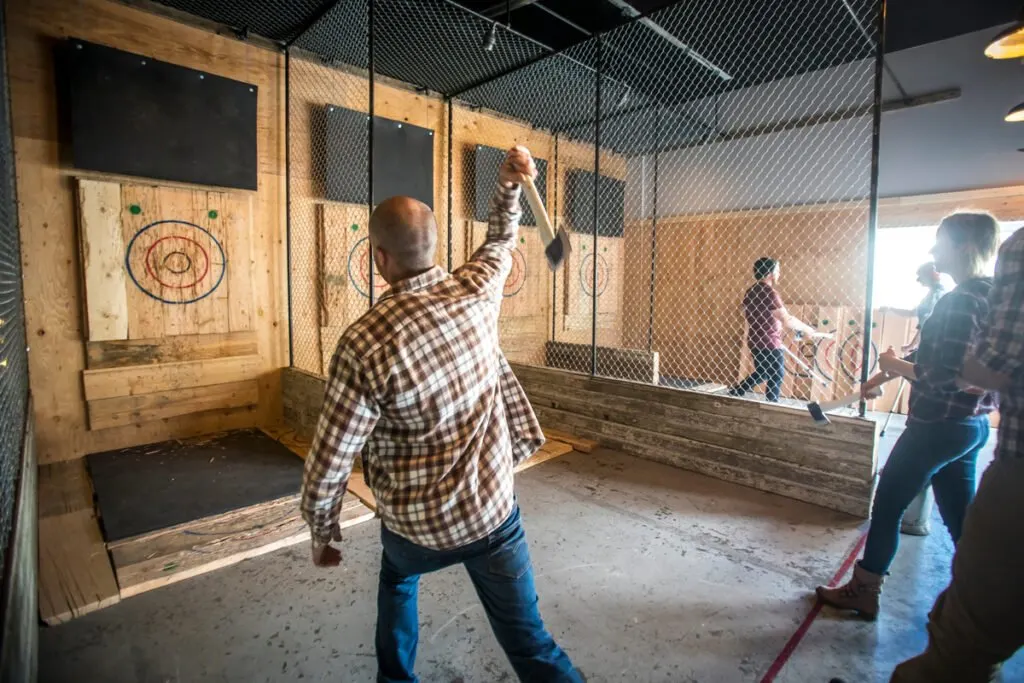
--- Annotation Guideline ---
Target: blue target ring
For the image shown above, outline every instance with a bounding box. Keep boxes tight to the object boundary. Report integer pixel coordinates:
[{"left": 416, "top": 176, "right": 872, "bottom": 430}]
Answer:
[
  {"left": 125, "top": 219, "right": 226, "bottom": 305},
  {"left": 579, "top": 252, "right": 608, "bottom": 297}
]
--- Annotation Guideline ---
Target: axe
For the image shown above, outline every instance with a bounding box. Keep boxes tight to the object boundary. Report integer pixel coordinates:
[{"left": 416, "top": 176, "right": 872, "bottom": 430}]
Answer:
[{"left": 521, "top": 175, "right": 572, "bottom": 271}]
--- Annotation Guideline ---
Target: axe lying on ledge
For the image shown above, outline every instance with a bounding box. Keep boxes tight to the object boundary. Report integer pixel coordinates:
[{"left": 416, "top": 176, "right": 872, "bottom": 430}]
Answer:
[{"left": 521, "top": 175, "right": 572, "bottom": 271}]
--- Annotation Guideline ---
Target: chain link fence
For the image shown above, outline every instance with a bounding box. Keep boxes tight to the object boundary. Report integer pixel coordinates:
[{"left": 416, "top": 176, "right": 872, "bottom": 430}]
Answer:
[
  {"left": 285, "top": 0, "right": 883, "bottom": 412},
  {"left": 0, "top": 2, "right": 31, "bottom": 576}
]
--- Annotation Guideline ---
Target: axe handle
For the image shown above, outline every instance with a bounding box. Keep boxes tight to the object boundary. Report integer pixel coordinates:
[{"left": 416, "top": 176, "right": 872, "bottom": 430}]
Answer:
[
  {"left": 521, "top": 176, "right": 556, "bottom": 248},
  {"left": 818, "top": 391, "right": 863, "bottom": 412}
]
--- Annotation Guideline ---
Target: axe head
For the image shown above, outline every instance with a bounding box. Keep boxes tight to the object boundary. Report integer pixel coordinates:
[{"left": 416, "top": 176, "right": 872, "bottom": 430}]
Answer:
[{"left": 544, "top": 228, "right": 573, "bottom": 271}]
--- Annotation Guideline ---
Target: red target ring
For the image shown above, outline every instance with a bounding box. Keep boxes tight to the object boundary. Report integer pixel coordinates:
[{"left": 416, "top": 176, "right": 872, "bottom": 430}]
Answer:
[
  {"left": 348, "top": 237, "right": 389, "bottom": 299},
  {"left": 504, "top": 248, "right": 526, "bottom": 298},
  {"left": 144, "top": 235, "right": 211, "bottom": 289},
  {"left": 580, "top": 253, "right": 609, "bottom": 297}
]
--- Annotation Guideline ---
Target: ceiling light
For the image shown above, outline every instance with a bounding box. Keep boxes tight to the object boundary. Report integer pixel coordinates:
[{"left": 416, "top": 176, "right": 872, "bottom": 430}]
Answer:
[
  {"left": 985, "top": 15, "right": 1024, "bottom": 59},
  {"left": 483, "top": 23, "right": 497, "bottom": 52},
  {"left": 1006, "top": 102, "right": 1024, "bottom": 122},
  {"left": 618, "top": 87, "right": 630, "bottom": 108}
]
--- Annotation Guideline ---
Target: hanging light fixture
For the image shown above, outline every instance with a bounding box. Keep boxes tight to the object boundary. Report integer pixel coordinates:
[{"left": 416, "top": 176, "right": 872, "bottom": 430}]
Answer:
[
  {"left": 1006, "top": 102, "right": 1024, "bottom": 122},
  {"left": 985, "top": 9, "right": 1024, "bottom": 59},
  {"left": 483, "top": 22, "right": 497, "bottom": 52}
]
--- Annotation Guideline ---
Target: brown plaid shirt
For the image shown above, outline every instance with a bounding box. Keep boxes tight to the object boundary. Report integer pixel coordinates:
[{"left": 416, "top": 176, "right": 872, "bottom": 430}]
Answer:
[
  {"left": 974, "top": 227, "right": 1024, "bottom": 458},
  {"left": 301, "top": 183, "right": 545, "bottom": 550}
]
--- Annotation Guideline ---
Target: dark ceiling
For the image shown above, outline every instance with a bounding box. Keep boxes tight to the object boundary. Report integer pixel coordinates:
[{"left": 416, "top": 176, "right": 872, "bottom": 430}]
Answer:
[{"left": 147, "top": 0, "right": 1022, "bottom": 154}]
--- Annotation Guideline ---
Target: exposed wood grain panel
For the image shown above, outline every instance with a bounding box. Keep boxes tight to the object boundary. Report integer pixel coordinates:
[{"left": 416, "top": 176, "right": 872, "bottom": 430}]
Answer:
[
  {"left": 513, "top": 362, "right": 876, "bottom": 517},
  {"left": 82, "top": 355, "right": 262, "bottom": 401},
  {"left": 9, "top": 0, "right": 286, "bottom": 463},
  {"left": 77, "top": 179, "right": 128, "bottom": 341},
  {"left": 224, "top": 192, "right": 254, "bottom": 331},
  {"left": 86, "top": 330, "right": 258, "bottom": 369},
  {"left": 87, "top": 380, "right": 259, "bottom": 430},
  {"left": 196, "top": 190, "right": 230, "bottom": 335},
  {"left": 108, "top": 494, "right": 373, "bottom": 598},
  {"left": 38, "top": 510, "right": 120, "bottom": 625},
  {"left": 542, "top": 428, "right": 597, "bottom": 454},
  {"left": 38, "top": 459, "right": 93, "bottom": 518},
  {"left": 545, "top": 341, "right": 659, "bottom": 384},
  {"left": 319, "top": 203, "right": 373, "bottom": 328},
  {"left": 120, "top": 184, "right": 164, "bottom": 340}
]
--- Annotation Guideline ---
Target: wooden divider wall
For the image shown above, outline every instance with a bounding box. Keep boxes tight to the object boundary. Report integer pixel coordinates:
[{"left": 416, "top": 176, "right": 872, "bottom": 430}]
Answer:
[{"left": 7, "top": 0, "right": 288, "bottom": 463}]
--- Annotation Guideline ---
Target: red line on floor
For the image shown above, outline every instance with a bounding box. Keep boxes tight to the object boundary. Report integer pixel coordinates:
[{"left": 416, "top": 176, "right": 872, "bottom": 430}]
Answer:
[{"left": 759, "top": 531, "right": 869, "bottom": 683}]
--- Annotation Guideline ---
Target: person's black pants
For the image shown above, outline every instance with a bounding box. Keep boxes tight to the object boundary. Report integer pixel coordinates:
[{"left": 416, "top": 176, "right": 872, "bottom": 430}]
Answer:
[{"left": 734, "top": 348, "right": 785, "bottom": 402}]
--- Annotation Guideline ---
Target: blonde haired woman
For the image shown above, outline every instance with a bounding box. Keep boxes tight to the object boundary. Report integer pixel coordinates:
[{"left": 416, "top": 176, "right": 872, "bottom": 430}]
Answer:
[{"left": 817, "top": 212, "right": 1000, "bottom": 619}]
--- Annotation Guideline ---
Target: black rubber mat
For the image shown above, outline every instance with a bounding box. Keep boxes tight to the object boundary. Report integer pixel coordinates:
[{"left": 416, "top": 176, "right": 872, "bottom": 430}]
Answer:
[{"left": 87, "top": 429, "right": 303, "bottom": 542}]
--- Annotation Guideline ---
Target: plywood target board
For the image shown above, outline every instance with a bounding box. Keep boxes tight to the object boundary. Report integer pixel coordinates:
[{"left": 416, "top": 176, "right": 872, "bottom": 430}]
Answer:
[
  {"left": 464, "top": 221, "right": 547, "bottom": 318},
  {"left": 563, "top": 233, "right": 623, "bottom": 332},
  {"left": 77, "top": 179, "right": 253, "bottom": 341},
  {"left": 318, "top": 202, "right": 382, "bottom": 329}
]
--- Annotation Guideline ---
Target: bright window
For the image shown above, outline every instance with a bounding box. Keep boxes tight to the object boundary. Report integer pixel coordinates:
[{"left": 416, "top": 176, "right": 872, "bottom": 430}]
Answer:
[{"left": 872, "top": 221, "right": 1022, "bottom": 310}]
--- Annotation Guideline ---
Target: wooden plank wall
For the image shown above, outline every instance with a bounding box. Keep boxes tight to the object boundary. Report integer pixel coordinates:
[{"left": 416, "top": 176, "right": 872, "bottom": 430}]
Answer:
[
  {"left": 288, "top": 57, "right": 632, "bottom": 376},
  {"left": 7, "top": 0, "right": 287, "bottom": 463},
  {"left": 513, "top": 363, "right": 879, "bottom": 517}
]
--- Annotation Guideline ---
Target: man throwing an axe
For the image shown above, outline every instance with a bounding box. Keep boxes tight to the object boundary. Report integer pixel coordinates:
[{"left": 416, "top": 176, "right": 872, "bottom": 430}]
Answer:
[{"left": 300, "top": 146, "right": 581, "bottom": 683}]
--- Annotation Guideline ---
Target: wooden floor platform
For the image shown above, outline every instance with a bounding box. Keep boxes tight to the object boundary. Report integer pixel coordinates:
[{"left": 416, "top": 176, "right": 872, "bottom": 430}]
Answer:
[{"left": 39, "top": 422, "right": 589, "bottom": 626}]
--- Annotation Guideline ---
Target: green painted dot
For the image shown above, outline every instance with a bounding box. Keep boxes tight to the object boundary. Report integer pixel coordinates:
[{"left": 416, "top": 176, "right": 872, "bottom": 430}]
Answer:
[
  {"left": 351, "top": 223, "right": 360, "bottom": 232},
  {"left": 822, "top": 319, "right": 830, "bottom": 325},
  {"left": 582, "top": 244, "right": 587, "bottom": 251},
  {"left": 129, "top": 204, "right": 141, "bottom": 215},
  {"left": 208, "top": 210, "right": 218, "bottom": 219},
  {"left": 603, "top": 247, "right": 608, "bottom": 252},
  {"left": 872, "top": 322, "right": 878, "bottom": 328},
  {"left": 520, "top": 237, "right": 525, "bottom": 244}
]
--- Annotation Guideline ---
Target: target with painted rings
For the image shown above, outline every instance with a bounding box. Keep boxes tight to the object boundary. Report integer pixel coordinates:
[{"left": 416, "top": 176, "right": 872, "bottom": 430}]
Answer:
[
  {"left": 125, "top": 219, "right": 226, "bottom": 305},
  {"left": 347, "top": 236, "right": 390, "bottom": 299},
  {"left": 579, "top": 252, "right": 609, "bottom": 297},
  {"left": 504, "top": 248, "right": 527, "bottom": 298}
]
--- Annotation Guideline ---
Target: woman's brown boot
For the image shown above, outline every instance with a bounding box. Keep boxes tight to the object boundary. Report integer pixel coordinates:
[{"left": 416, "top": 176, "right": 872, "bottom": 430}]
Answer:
[{"left": 816, "top": 563, "right": 884, "bottom": 620}]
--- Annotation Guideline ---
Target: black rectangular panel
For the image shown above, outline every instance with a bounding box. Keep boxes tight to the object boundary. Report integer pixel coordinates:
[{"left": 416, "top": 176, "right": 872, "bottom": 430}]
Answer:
[
  {"left": 323, "top": 105, "right": 434, "bottom": 208},
  {"left": 472, "top": 145, "right": 548, "bottom": 226},
  {"left": 566, "top": 170, "right": 625, "bottom": 237},
  {"left": 60, "top": 39, "right": 258, "bottom": 190},
  {"left": 87, "top": 429, "right": 303, "bottom": 542}
]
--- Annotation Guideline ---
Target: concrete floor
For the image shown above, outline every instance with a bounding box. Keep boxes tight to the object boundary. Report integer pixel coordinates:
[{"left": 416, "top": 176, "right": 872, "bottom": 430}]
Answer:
[{"left": 40, "top": 419, "right": 1024, "bottom": 682}]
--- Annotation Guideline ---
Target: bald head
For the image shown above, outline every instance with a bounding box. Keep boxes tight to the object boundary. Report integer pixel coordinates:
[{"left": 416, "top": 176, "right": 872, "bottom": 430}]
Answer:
[{"left": 369, "top": 197, "right": 438, "bottom": 280}]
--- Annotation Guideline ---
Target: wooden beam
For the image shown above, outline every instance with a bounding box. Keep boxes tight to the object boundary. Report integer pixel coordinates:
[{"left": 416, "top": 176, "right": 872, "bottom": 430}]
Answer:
[
  {"left": 542, "top": 428, "right": 597, "bottom": 454},
  {"left": 108, "top": 494, "right": 373, "bottom": 598},
  {"left": 671, "top": 88, "right": 961, "bottom": 152},
  {"left": 39, "top": 510, "right": 120, "bottom": 625},
  {"left": 78, "top": 179, "right": 129, "bottom": 341},
  {"left": 86, "top": 330, "right": 258, "bottom": 369},
  {"left": 87, "top": 380, "right": 259, "bottom": 430},
  {"left": 82, "top": 355, "right": 262, "bottom": 401}
]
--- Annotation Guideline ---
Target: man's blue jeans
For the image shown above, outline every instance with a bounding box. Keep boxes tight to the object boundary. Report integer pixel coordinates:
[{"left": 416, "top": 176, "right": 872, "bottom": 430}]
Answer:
[
  {"left": 375, "top": 504, "right": 580, "bottom": 683},
  {"left": 861, "top": 415, "right": 990, "bottom": 575}
]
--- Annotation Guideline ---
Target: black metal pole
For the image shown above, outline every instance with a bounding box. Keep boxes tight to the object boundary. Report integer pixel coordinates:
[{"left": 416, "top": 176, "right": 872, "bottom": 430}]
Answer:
[
  {"left": 285, "top": 48, "right": 294, "bottom": 368},
  {"left": 860, "top": 0, "right": 886, "bottom": 417},
  {"left": 552, "top": 133, "right": 559, "bottom": 342},
  {"left": 647, "top": 109, "right": 659, "bottom": 353},
  {"left": 591, "top": 36, "right": 601, "bottom": 377},
  {"left": 446, "top": 99, "right": 453, "bottom": 272},
  {"left": 367, "top": 0, "right": 375, "bottom": 308}
]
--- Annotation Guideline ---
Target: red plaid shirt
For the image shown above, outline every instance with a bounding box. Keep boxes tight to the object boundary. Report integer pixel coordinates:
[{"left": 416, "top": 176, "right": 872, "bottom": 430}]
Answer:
[
  {"left": 974, "top": 227, "right": 1024, "bottom": 458},
  {"left": 301, "top": 184, "right": 544, "bottom": 550}
]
